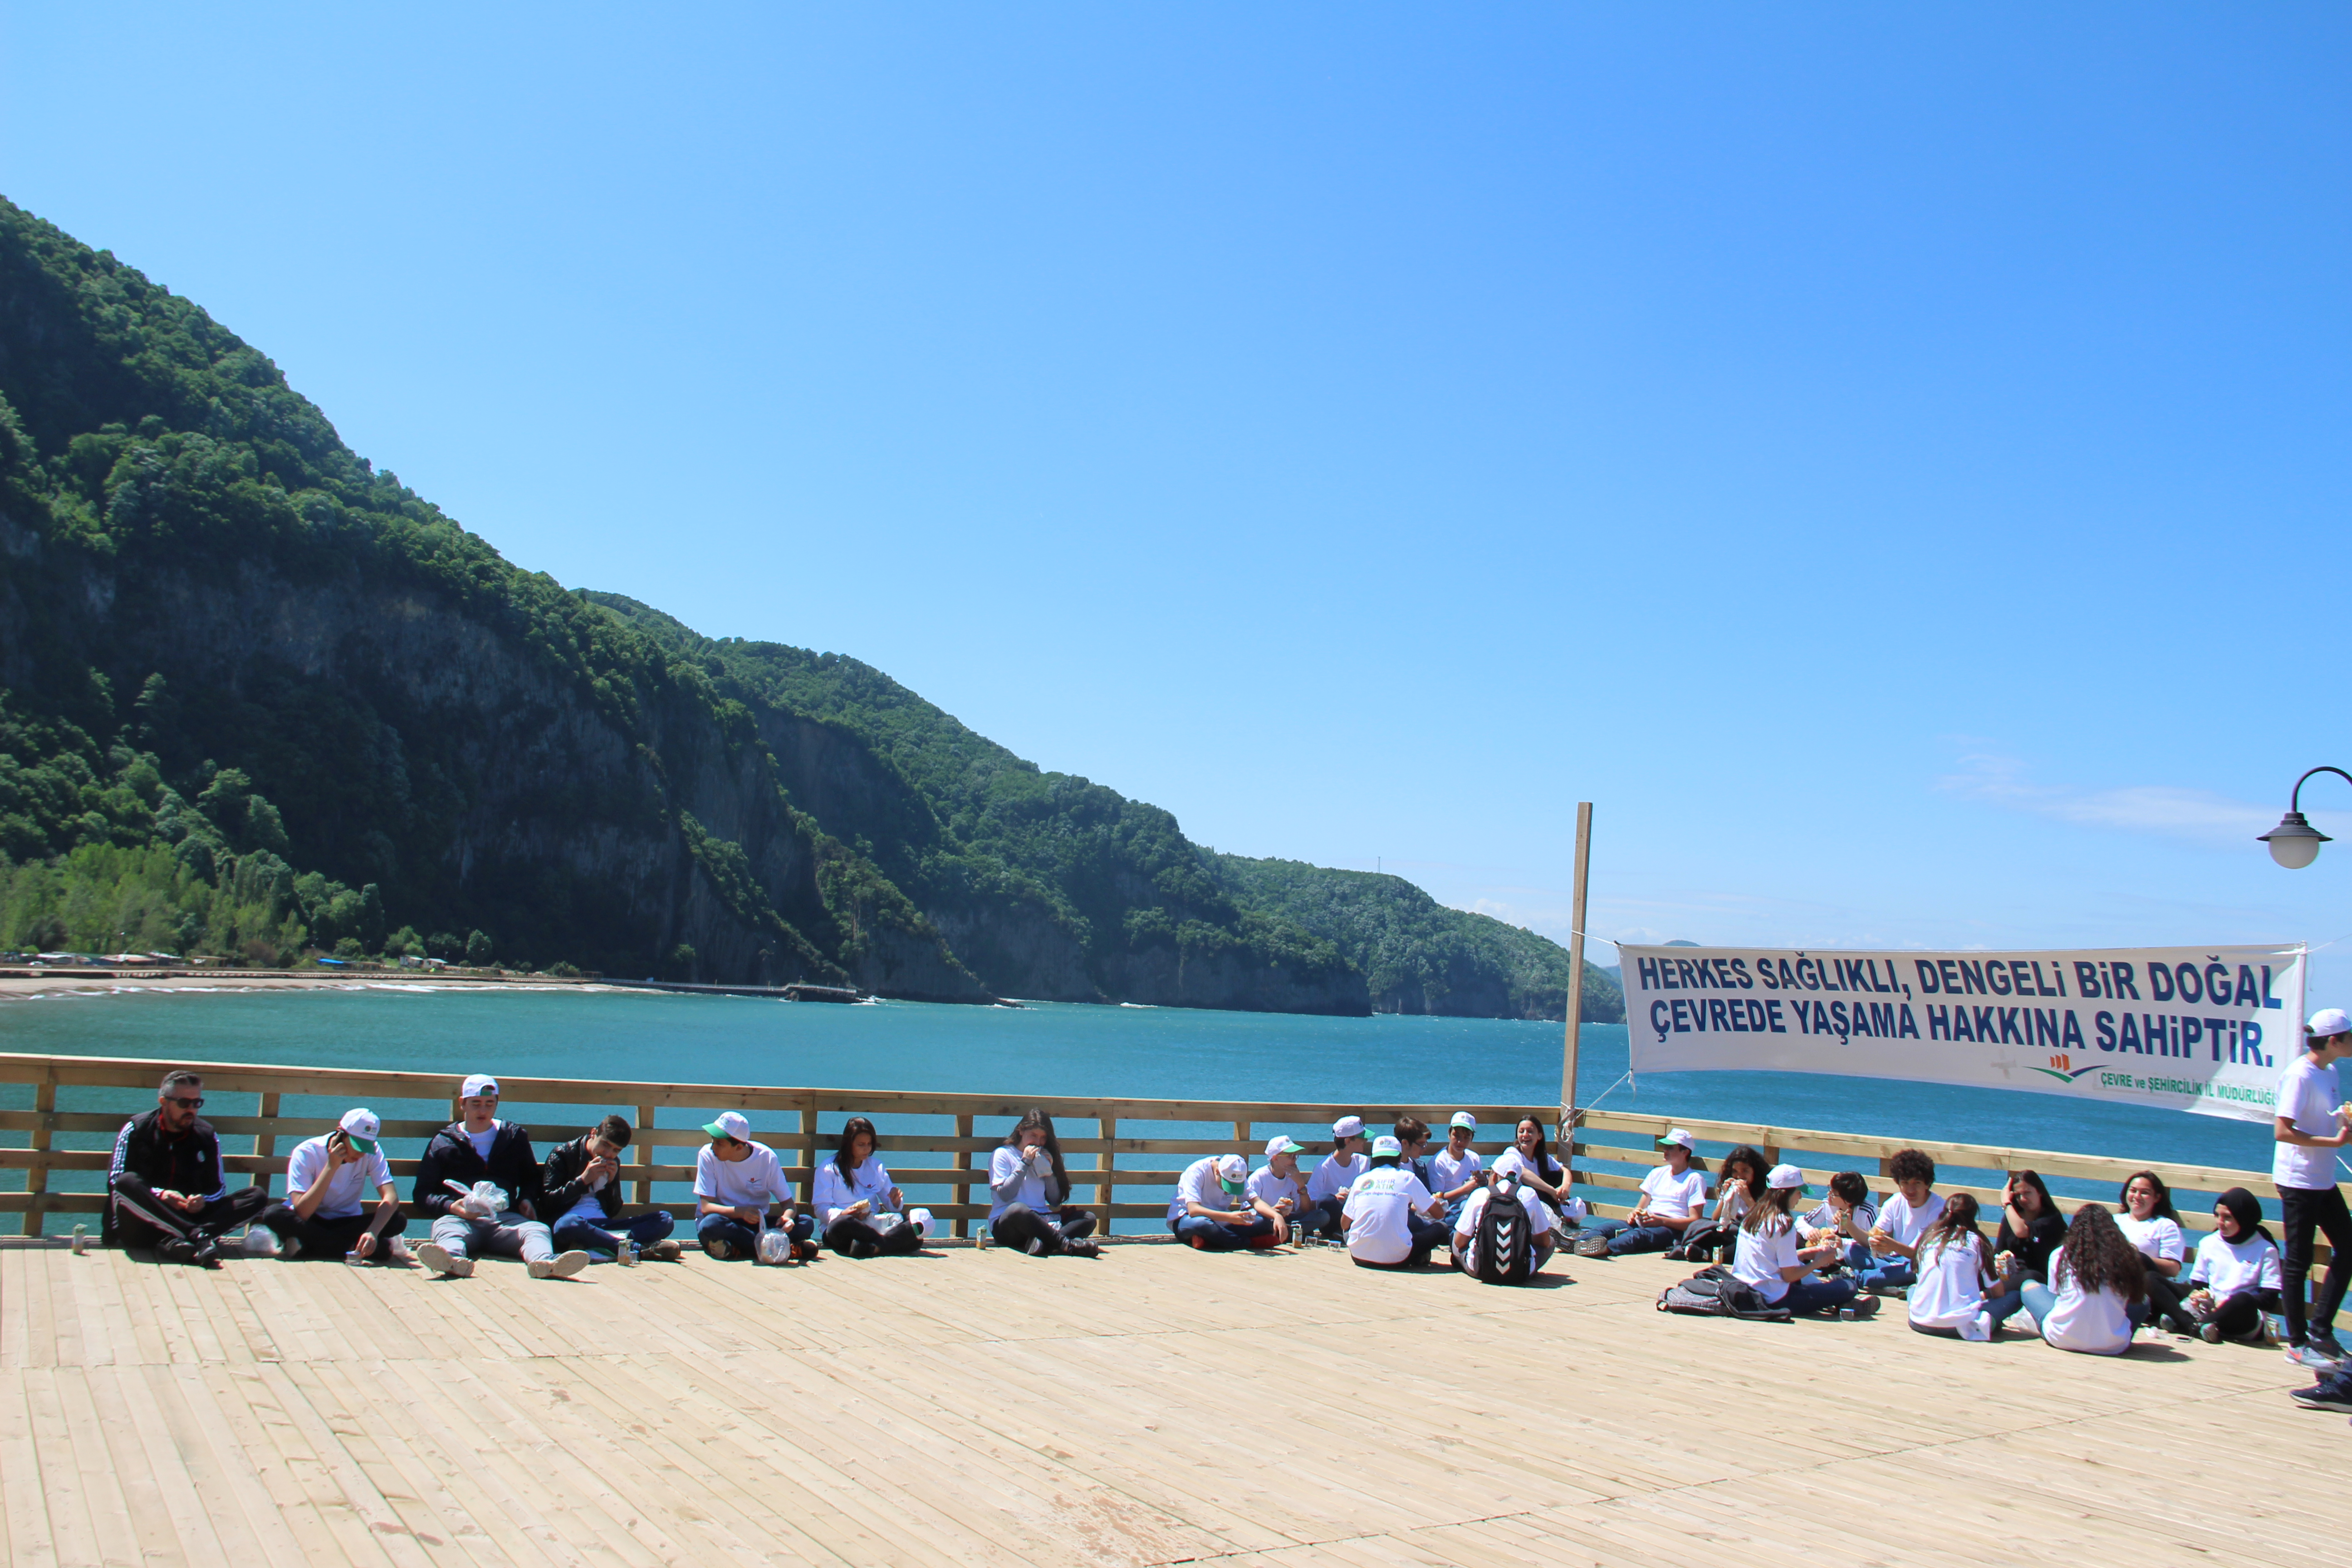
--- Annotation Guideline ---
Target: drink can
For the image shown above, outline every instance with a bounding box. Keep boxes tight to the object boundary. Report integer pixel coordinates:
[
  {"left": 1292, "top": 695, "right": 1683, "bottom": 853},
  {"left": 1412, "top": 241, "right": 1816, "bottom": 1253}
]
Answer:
[{"left": 1837, "top": 1306, "right": 1856, "bottom": 1322}]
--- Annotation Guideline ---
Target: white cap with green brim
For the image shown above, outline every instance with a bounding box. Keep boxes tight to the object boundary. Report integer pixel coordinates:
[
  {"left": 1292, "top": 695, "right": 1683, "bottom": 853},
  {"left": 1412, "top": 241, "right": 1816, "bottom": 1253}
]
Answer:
[
  {"left": 1264, "top": 1135, "right": 1304, "bottom": 1157},
  {"left": 704, "top": 1111, "right": 752, "bottom": 1142}
]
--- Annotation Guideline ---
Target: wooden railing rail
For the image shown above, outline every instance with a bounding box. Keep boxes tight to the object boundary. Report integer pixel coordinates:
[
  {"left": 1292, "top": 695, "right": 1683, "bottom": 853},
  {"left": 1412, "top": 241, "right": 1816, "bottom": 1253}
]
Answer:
[{"left": 0, "top": 1052, "right": 1544, "bottom": 1238}]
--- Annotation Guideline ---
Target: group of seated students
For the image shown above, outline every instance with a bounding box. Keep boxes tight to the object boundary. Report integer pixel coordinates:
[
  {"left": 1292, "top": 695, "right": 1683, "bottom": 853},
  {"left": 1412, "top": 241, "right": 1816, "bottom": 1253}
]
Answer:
[{"left": 95, "top": 1068, "right": 2297, "bottom": 1357}]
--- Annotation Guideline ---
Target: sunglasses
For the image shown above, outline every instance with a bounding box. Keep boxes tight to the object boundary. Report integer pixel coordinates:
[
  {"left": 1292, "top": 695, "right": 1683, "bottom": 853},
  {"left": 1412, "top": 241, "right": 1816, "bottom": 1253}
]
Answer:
[{"left": 165, "top": 1096, "right": 204, "bottom": 1110}]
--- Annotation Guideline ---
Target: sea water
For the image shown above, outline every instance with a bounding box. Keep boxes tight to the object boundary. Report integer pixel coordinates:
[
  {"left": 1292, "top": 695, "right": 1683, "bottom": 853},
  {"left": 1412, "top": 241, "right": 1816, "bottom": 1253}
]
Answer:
[{"left": 0, "top": 985, "right": 2293, "bottom": 1232}]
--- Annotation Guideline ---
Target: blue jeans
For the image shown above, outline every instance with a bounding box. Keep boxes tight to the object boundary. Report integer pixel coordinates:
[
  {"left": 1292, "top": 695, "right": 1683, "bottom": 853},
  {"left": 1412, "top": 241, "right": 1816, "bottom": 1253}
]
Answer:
[
  {"left": 1854, "top": 1254, "right": 1915, "bottom": 1291},
  {"left": 553, "top": 1209, "right": 675, "bottom": 1260},
  {"left": 1582, "top": 1219, "right": 1676, "bottom": 1256},
  {"left": 696, "top": 1209, "right": 813, "bottom": 1259},
  {"left": 1781, "top": 1274, "right": 1858, "bottom": 1316},
  {"left": 2019, "top": 1279, "right": 2147, "bottom": 1336},
  {"left": 1172, "top": 1214, "right": 1276, "bottom": 1250}
]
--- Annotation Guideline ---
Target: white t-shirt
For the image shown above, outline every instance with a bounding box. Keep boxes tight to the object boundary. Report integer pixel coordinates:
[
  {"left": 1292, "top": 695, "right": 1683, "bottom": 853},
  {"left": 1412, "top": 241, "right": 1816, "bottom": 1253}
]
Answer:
[
  {"left": 284, "top": 1135, "right": 393, "bottom": 1221},
  {"left": 2274, "top": 1055, "right": 2343, "bottom": 1191},
  {"left": 987, "top": 1143, "right": 1054, "bottom": 1222},
  {"left": 1169, "top": 1156, "right": 1242, "bottom": 1225},
  {"left": 2115, "top": 1213, "right": 2185, "bottom": 1265},
  {"left": 1308, "top": 1151, "right": 1364, "bottom": 1205},
  {"left": 1246, "top": 1165, "right": 1308, "bottom": 1215},
  {"left": 1908, "top": 1234, "right": 1995, "bottom": 1329},
  {"left": 1730, "top": 1217, "right": 1801, "bottom": 1304},
  {"left": 1714, "top": 1184, "right": 1753, "bottom": 1226},
  {"left": 1343, "top": 1166, "right": 1435, "bottom": 1265},
  {"left": 812, "top": 1155, "right": 897, "bottom": 1227},
  {"left": 1637, "top": 1164, "right": 1707, "bottom": 1221},
  {"left": 1451, "top": 1183, "right": 1553, "bottom": 1274},
  {"left": 1490, "top": 1147, "right": 1564, "bottom": 1191},
  {"left": 1430, "top": 1147, "right": 1483, "bottom": 1198},
  {"left": 694, "top": 1141, "right": 790, "bottom": 1213},
  {"left": 2189, "top": 1231, "right": 2283, "bottom": 1297},
  {"left": 466, "top": 1122, "right": 500, "bottom": 1163},
  {"left": 1872, "top": 1190, "right": 1946, "bottom": 1259},
  {"left": 2040, "top": 1246, "right": 2135, "bottom": 1354}
]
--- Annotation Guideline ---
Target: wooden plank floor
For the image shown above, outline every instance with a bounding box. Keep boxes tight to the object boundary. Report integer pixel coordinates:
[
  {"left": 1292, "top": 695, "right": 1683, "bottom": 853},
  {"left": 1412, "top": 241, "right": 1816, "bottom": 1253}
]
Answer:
[{"left": 0, "top": 1237, "right": 2332, "bottom": 1568}]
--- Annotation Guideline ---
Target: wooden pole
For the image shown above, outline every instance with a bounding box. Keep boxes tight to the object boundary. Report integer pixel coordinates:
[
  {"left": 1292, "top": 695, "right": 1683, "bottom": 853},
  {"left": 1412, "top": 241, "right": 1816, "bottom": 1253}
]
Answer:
[{"left": 1559, "top": 801, "right": 1593, "bottom": 1164}]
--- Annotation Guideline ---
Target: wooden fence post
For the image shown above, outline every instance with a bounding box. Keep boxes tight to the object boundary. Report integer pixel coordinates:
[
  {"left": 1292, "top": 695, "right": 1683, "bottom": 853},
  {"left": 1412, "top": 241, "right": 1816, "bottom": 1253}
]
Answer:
[
  {"left": 20, "top": 1080, "right": 54, "bottom": 1237},
  {"left": 636, "top": 1102, "right": 656, "bottom": 1205},
  {"left": 799, "top": 1092, "right": 819, "bottom": 1205},
  {"left": 254, "top": 1092, "right": 282, "bottom": 1200},
  {"left": 954, "top": 1113, "right": 974, "bottom": 1240},
  {"left": 1098, "top": 1115, "right": 1116, "bottom": 1238}
]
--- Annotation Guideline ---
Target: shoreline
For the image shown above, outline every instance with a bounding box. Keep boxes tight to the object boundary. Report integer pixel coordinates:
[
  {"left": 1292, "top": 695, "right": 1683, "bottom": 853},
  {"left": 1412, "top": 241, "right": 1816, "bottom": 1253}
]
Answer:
[{"left": 0, "top": 972, "right": 628, "bottom": 1002}]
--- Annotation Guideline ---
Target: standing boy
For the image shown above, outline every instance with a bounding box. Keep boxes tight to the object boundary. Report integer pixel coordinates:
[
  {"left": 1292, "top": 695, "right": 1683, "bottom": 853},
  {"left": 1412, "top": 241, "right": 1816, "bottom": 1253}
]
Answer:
[
  {"left": 258, "top": 1108, "right": 408, "bottom": 1263},
  {"left": 694, "top": 1111, "right": 812, "bottom": 1262},
  {"left": 106, "top": 1069, "right": 271, "bottom": 1266},
  {"left": 413, "top": 1073, "right": 589, "bottom": 1280},
  {"left": 544, "top": 1114, "right": 682, "bottom": 1264},
  {"left": 2274, "top": 1008, "right": 2352, "bottom": 1369}
]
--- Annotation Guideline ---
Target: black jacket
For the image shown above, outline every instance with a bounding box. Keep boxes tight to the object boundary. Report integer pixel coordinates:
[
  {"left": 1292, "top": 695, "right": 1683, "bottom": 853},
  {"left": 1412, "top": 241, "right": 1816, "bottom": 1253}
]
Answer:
[
  {"left": 414, "top": 1120, "right": 544, "bottom": 1218},
  {"left": 541, "top": 1134, "right": 634, "bottom": 1226},
  {"left": 105, "top": 1108, "right": 230, "bottom": 1242}
]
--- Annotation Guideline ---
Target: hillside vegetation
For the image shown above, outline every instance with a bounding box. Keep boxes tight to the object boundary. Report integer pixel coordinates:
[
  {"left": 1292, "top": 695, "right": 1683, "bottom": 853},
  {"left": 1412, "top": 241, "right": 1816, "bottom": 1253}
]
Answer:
[{"left": 0, "top": 196, "right": 1599, "bottom": 1017}]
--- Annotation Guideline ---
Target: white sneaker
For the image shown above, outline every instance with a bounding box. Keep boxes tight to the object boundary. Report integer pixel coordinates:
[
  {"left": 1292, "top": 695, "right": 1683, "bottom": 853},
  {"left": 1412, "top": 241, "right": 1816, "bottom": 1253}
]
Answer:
[
  {"left": 1959, "top": 1312, "right": 1992, "bottom": 1343},
  {"left": 416, "top": 1242, "right": 473, "bottom": 1278},
  {"left": 383, "top": 1236, "right": 412, "bottom": 1266},
  {"left": 529, "top": 1250, "right": 591, "bottom": 1280}
]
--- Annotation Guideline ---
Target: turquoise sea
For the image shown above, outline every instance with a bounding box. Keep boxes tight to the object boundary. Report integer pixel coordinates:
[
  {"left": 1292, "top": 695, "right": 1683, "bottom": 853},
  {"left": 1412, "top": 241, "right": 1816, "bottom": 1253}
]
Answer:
[{"left": 0, "top": 985, "right": 2290, "bottom": 1232}]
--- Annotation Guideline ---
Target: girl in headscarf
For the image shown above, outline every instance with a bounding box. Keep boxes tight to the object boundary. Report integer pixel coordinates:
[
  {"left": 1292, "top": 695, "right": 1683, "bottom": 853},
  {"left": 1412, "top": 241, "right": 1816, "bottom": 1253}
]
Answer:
[{"left": 2185, "top": 1188, "right": 2283, "bottom": 1344}]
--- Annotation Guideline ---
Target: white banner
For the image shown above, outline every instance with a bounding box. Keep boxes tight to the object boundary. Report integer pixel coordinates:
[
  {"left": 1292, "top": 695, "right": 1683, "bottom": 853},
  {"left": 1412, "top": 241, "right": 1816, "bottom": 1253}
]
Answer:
[{"left": 1619, "top": 943, "right": 2305, "bottom": 1123}]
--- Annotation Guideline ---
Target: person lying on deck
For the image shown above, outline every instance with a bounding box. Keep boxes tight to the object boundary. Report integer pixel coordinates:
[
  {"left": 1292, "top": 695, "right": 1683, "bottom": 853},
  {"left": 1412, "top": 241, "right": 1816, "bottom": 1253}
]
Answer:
[
  {"left": 1574, "top": 1128, "right": 1708, "bottom": 1258},
  {"left": 2116, "top": 1169, "right": 2195, "bottom": 1335},
  {"left": 987, "top": 1109, "right": 1101, "bottom": 1259},
  {"left": 1907, "top": 1193, "right": 1999, "bottom": 1340},
  {"left": 1855, "top": 1148, "right": 1942, "bottom": 1293},
  {"left": 1343, "top": 1136, "right": 1450, "bottom": 1270},
  {"left": 692, "top": 1111, "right": 811, "bottom": 1264},
  {"left": 415, "top": 1073, "right": 589, "bottom": 1281},
  {"left": 2022, "top": 1204, "right": 2147, "bottom": 1355},
  {"left": 1247, "top": 1136, "right": 1311, "bottom": 1245},
  {"left": 1731, "top": 1164, "right": 1867, "bottom": 1318},
  {"left": 815, "top": 1116, "right": 927, "bottom": 1258},
  {"left": 1301, "top": 1116, "right": 1371, "bottom": 1241},
  {"left": 2185, "top": 1187, "right": 2282, "bottom": 1345},
  {"left": 543, "top": 1114, "right": 681, "bottom": 1264},
  {"left": 105, "top": 1068, "right": 272, "bottom": 1268},
  {"left": 257, "top": 1108, "right": 408, "bottom": 1264},
  {"left": 1171, "top": 1153, "right": 1279, "bottom": 1250}
]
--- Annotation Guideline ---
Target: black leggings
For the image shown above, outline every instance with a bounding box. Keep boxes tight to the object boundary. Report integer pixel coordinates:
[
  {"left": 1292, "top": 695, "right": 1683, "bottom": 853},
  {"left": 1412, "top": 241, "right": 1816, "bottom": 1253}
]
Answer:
[
  {"left": 991, "top": 1204, "right": 1097, "bottom": 1256},
  {"left": 2280, "top": 1184, "right": 2352, "bottom": 1344},
  {"left": 108, "top": 1175, "right": 270, "bottom": 1248},
  {"left": 2142, "top": 1255, "right": 2195, "bottom": 1331},
  {"left": 2208, "top": 1286, "right": 2283, "bottom": 1342},
  {"left": 824, "top": 1214, "right": 921, "bottom": 1257},
  {"left": 260, "top": 1201, "right": 408, "bottom": 1259}
]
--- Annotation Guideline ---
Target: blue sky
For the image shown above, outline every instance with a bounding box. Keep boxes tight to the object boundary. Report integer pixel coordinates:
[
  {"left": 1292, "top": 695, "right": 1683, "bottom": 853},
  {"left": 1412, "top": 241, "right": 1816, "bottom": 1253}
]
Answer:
[{"left": 5, "top": 7, "right": 2349, "bottom": 979}]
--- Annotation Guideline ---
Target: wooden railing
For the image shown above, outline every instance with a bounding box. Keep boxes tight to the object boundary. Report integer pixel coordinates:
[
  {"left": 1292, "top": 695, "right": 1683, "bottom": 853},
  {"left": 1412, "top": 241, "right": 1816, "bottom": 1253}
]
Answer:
[
  {"left": 0, "top": 1052, "right": 1545, "bottom": 1239},
  {"left": 1567, "top": 1107, "right": 2329, "bottom": 1259}
]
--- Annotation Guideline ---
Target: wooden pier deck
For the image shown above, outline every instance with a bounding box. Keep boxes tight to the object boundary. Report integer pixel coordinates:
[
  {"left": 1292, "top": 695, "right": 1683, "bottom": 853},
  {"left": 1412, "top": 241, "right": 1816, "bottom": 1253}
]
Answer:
[{"left": 0, "top": 1236, "right": 2326, "bottom": 1568}]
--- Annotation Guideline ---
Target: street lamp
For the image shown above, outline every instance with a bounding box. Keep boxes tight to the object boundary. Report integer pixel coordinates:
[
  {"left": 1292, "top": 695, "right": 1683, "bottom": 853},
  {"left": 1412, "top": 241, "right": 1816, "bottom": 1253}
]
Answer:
[{"left": 2259, "top": 766, "right": 2352, "bottom": 869}]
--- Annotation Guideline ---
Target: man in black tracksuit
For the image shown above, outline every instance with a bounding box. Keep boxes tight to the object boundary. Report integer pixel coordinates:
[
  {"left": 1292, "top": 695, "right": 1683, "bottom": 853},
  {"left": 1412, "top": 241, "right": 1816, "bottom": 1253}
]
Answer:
[{"left": 106, "top": 1069, "right": 271, "bottom": 1266}]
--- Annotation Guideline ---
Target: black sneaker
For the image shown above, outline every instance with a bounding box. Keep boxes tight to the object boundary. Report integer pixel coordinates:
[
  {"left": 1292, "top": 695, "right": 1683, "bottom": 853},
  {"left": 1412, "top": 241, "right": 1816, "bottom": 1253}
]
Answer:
[
  {"left": 156, "top": 1237, "right": 201, "bottom": 1266},
  {"left": 190, "top": 1236, "right": 223, "bottom": 1269},
  {"left": 2308, "top": 1329, "right": 2348, "bottom": 1360},
  {"left": 2288, "top": 1374, "right": 2352, "bottom": 1411},
  {"left": 1063, "top": 1237, "right": 1102, "bottom": 1259}
]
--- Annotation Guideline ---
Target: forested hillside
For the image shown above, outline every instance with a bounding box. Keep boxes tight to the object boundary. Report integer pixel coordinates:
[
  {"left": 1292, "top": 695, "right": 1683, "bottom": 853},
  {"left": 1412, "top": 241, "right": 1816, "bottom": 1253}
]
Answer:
[{"left": 0, "top": 196, "right": 1597, "bottom": 1017}]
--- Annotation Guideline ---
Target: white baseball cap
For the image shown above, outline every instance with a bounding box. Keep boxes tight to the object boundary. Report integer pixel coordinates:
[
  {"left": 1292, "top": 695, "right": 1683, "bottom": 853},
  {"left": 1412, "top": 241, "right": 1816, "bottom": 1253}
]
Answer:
[
  {"left": 460, "top": 1073, "right": 500, "bottom": 1099},
  {"left": 1657, "top": 1128, "right": 1695, "bottom": 1150},
  {"left": 1264, "top": 1135, "right": 1305, "bottom": 1157},
  {"left": 1333, "top": 1115, "right": 1366, "bottom": 1139},
  {"left": 2310, "top": 1008, "right": 2352, "bottom": 1038},
  {"left": 1215, "top": 1153, "right": 1248, "bottom": 1191},
  {"left": 1370, "top": 1134, "right": 1403, "bottom": 1158},
  {"left": 703, "top": 1111, "right": 753, "bottom": 1142},
  {"left": 1766, "top": 1162, "right": 1808, "bottom": 1191},
  {"left": 1448, "top": 1112, "right": 1477, "bottom": 1130},
  {"left": 338, "top": 1107, "right": 381, "bottom": 1153}
]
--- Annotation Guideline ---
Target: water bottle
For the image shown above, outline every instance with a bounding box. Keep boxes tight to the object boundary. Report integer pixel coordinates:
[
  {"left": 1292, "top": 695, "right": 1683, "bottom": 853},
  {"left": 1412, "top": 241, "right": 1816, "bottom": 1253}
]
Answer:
[{"left": 70, "top": 1223, "right": 88, "bottom": 1256}]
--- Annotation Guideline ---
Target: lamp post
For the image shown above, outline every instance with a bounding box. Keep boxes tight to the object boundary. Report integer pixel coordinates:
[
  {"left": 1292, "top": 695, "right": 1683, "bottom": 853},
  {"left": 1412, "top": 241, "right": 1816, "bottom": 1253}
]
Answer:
[{"left": 2259, "top": 766, "right": 2352, "bottom": 868}]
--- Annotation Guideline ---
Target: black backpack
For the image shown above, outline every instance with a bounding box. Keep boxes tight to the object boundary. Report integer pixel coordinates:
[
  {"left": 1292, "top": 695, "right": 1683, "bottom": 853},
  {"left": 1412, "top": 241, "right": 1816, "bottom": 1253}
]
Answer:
[
  {"left": 1656, "top": 1264, "right": 1793, "bottom": 1321},
  {"left": 1473, "top": 1175, "right": 1533, "bottom": 1285}
]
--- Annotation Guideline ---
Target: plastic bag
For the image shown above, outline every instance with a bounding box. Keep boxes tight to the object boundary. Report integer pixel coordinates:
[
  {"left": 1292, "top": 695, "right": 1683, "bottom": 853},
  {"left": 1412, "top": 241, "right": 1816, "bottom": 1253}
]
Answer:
[
  {"left": 444, "top": 1178, "right": 509, "bottom": 1219},
  {"left": 755, "top": 1226, "right": 792, "bottom": 1265}
]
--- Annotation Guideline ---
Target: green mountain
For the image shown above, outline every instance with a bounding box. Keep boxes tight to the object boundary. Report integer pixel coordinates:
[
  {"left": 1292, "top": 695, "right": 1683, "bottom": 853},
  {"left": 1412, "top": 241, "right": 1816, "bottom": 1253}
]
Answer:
[
  {"left": 1212, "top": 856, "right": 1623, "bottom": 1022},
  {"left": 0, "top": 195, "right": 1602, "bottom": 1018}
]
